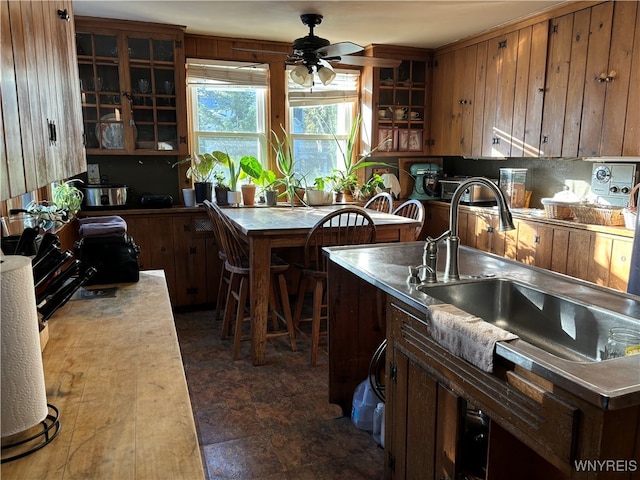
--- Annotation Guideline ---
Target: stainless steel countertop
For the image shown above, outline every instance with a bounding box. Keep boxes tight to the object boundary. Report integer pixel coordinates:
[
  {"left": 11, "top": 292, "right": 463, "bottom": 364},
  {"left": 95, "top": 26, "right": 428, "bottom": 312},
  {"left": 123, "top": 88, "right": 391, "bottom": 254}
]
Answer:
[{"left": 325, "top": 242, "right": 640, "bottom": 410}]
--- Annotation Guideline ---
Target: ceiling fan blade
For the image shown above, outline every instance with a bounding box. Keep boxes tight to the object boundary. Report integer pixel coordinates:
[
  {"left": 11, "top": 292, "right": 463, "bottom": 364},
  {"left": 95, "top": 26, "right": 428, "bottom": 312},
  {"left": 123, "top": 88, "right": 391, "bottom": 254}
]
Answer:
[
  {"left": 232, "top": 47, "right": 291, "bottom": 56},
  {"left": 316, "top": 41, "right": 363, "bottom": 58},
  {"left": 336, "top": 56, "right": 403, "bottom": 68}
]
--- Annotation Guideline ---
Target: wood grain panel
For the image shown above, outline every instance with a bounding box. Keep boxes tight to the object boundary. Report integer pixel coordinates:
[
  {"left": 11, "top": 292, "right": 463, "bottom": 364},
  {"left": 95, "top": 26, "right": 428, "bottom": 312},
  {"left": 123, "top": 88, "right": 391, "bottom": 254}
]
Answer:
[
  {"left": 561, "top": 8, "right": 591, "bottom": 158},
  {"left": 523, "top": 21, "right": 548, "bottom": 157},
  {"left": 481, "top": 37, "right": 500, "bottom": 157},
  {"left": 609, "top": 238, "right": 632, "bottom": 291},
  {"left": 511, "top": 26, "right": 532, "bottom": 157},
  {"left": 460, "top": 44, "right": 477, "bottom": 157},
  {"left": 587, "top": 233, "right": 612, "bottom": 286},
  {"left": 551, "top": 228, "right": 569, "bottom": 274},
  {"left": 1, "top": 0, "right": 26, "bottom": 200},
  {"left": 578, "top": 1, "right": 613, "bottom": 157},
  {"left": 494, "top": 30, "right": 518, "bottom": 157},
  {"left": 471, "top": 40, "right": 487, "bottom": 158},
  {"left": 600, "top": 0, "right": 638, "bottom": 156},
  {"left": 623, "top": 5, "right": 640, "bottom": 156},
  {"left": 566, "top": 229, "right": 592, "bottom": 280},
  {"left": 406, "top": 361, "right": 437, "bottom": 480},
  {"left": 540, "top": 13, "right": 574, "bottom": 157}
]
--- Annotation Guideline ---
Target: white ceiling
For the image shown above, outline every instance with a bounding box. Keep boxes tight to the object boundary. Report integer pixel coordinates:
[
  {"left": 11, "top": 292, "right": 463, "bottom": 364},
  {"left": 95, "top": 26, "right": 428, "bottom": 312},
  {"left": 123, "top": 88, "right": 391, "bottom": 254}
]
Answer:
[{"left": 72, "top": 1, "right": 567, "bottom": 50}]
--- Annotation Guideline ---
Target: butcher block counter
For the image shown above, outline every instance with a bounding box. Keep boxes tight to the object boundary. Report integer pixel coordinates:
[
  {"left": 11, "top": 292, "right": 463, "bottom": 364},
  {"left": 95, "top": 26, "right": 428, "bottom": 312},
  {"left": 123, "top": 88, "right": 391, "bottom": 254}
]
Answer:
[{"left": 1, "top": 271, "right": 205, "bottom": 480}]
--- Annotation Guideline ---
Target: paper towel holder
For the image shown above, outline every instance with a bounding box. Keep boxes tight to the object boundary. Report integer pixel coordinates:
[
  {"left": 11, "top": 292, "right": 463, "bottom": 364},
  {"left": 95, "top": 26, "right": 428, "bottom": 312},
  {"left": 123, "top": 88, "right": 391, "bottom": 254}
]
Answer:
[{"left": 1, "top": 404, "right": 60, "bottom": 463}]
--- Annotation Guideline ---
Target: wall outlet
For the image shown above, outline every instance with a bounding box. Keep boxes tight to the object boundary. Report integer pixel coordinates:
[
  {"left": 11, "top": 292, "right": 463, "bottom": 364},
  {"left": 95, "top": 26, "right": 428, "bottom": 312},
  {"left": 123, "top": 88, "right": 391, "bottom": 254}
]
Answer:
[{"left": 87, "top": 164, "right": 100, "bottom": 184}]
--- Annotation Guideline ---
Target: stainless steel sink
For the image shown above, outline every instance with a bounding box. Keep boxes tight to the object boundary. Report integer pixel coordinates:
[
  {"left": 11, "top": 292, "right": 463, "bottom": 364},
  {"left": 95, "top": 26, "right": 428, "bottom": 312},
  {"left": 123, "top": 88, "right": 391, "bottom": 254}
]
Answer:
[{"left": 417, "top": 278, "right": 639, "bottom": 363}]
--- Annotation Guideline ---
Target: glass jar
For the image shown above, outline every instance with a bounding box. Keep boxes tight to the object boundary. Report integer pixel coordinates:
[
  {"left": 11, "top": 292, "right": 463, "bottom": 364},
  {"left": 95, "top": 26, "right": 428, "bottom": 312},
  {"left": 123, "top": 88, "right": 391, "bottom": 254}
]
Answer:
[{"left": 604, "top": 327, "right": 640, "bottom": 360}]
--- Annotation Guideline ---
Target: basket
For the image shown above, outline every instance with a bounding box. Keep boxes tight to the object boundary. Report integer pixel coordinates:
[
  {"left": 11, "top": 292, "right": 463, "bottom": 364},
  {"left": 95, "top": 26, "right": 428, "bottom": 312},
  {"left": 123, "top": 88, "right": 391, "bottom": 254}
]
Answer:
[
  {"left": 540, "top": 198, "right": 576, "bottom": 220},
  {"left": 623, "top": 183, "right": 639, "bottom": 230},
  {"left": 571, "top": 204, "right": 625, "bottom": 226}
]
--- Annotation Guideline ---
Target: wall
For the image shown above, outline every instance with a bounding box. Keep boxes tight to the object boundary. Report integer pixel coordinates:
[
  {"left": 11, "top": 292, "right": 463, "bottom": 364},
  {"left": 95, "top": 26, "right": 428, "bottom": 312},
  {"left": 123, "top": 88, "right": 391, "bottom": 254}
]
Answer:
[{"left": 78, "top": 155, "right": 180, "bottom": 207}]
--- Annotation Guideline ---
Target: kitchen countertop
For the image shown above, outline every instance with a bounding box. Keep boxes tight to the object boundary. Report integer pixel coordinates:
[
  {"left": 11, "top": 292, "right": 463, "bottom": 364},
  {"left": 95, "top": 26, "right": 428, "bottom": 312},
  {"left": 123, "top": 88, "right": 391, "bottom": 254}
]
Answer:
[
  {"left": 1, "top": 271, "right": 205, "bottom": 479},
  {"left": 325, "top": 242, "right": 640, "bottom": 410}
]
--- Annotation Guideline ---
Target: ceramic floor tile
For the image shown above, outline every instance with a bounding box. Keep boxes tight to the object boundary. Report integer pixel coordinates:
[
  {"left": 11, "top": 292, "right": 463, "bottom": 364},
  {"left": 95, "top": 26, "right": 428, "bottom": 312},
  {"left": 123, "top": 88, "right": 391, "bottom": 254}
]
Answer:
[{"left": 174, "top": 309, "right": 384, "bottom": 480}]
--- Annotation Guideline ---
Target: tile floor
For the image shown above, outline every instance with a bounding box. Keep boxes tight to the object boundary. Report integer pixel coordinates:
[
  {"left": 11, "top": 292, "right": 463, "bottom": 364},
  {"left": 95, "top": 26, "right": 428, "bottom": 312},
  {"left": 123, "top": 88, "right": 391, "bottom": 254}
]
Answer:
[{"left": 174, "top": 308, "right": 385, "bottom": 480}]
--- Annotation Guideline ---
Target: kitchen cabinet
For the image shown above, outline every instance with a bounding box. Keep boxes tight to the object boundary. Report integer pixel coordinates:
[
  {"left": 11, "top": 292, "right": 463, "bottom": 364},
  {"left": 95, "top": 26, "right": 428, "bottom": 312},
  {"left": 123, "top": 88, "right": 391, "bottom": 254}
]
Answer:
[
  {"left": 116, "top": 211, "right": 221, "bottom": 307},
  {"left": 74, "top": 17, "right": 188, "bottom": 155},
  {"left": 1, "top": 0, "right": 86, "bottom": 201},
  {"left": 540, "top": 1, "right": 640, "bottom": 157},
  {"left": 515, "top": 218, "right": 554, "bottom": 269},
  {"left": 386, "top": 297, "right": 574, "bottom": 480},
  {"left": 579, "top": 1, "right": 639, "bottom": 157},
  {"left": 361, "top": 45, "right": 432, "bottom": 156}
]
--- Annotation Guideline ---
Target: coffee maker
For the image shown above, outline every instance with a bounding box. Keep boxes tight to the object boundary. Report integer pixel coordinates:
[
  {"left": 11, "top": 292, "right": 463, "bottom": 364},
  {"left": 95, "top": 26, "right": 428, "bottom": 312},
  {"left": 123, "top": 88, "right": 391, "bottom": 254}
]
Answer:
[{"left": 409, "top": 163, "right": 442, "bottom": 200}]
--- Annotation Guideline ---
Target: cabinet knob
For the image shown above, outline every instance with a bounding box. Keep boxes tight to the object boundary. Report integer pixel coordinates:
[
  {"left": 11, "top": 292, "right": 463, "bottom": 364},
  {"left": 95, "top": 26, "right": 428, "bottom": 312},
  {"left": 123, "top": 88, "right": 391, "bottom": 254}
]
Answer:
[
  {"left": 534, "top": 235, "right": 540, "bottom": 244},
  {"left": 487, "top": 226, "right": 495, "bottom": 233},
  {"left": 57, "top": 9, "right": 69, "bottom": 21}
]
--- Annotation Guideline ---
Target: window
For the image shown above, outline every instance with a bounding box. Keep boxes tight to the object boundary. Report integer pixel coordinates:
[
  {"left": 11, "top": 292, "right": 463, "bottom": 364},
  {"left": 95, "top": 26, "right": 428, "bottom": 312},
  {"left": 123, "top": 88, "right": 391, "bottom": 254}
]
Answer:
[
  {"left": 287, "top": 68, "right": 360, "bottom": 181},
  {"left": 186, "top": 59, "right": 268, "bottom": 179}
]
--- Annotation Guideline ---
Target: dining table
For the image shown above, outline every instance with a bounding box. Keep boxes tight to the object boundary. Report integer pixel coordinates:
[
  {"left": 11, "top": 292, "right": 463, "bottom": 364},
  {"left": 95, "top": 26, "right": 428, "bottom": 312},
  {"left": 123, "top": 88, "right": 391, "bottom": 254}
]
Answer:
[{"left": 220, "top": 203, "right": 421, "bottom": 366}]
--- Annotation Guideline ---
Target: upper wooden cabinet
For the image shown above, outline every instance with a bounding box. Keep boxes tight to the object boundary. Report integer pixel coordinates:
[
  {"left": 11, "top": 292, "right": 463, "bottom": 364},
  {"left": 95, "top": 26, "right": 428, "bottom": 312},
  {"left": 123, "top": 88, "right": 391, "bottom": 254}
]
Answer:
[
  {"left": 360, "top": 45, "right": 432, "bottom": 156},
  {"left": 74, "top": 17, "right": 188, "bottom": 155},
  {"left": 430, "top": 1, "right": 639, "bottom": 158},
  {"left": 1, "top": 0, "right": 86, "bottom": 201}
]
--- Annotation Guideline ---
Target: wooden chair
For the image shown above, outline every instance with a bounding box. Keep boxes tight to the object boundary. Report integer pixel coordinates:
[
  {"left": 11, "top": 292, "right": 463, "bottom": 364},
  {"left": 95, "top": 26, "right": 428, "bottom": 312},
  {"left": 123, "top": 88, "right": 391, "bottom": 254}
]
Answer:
[
  {"left": 203, "top": 200, "right": 296, "bottom": 360},
  {"left": 203, "top": 204, "right": 232, "bottom": 331},
  {"left": 294, "top": 207, "right": 377, "bottom": 365},
  {"left": 363, "top": 192, "right": 393, "bottom": 214},
  {"left": 392, "top": 199, "right": 425, "bottom": 240}
]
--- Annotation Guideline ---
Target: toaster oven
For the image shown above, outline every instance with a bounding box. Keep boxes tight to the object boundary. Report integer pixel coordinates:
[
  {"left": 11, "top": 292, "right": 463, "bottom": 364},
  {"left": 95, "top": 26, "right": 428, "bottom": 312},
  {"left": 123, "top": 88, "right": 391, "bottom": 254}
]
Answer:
[{"left": 440, "top": 177, "right": 498, "bottom": 205}]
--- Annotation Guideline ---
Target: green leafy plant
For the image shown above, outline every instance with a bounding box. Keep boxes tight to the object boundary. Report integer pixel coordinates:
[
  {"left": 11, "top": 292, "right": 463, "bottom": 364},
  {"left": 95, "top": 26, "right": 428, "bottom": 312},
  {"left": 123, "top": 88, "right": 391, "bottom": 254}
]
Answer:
[
  {"left": 356, "top": 173, "right": 386, "bottom": 199},
  {"left": 329, "top": 114, "right": 392, "bottom": 194},
  {"left": 173, "top": 153, "right": 217, "bottom": 183},
  {"left": 269, "top": 126, "right": 307, "bottom": 206},
  {"left": 26, "top": 179, "right": 84, "bottom": 230}
]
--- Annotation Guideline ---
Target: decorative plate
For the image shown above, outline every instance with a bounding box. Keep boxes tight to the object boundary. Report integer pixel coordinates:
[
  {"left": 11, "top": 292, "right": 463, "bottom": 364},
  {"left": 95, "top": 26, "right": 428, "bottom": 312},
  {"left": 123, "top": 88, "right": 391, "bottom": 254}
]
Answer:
[{"left": 96, "top": 114, "right": 124, "bottom": 149}]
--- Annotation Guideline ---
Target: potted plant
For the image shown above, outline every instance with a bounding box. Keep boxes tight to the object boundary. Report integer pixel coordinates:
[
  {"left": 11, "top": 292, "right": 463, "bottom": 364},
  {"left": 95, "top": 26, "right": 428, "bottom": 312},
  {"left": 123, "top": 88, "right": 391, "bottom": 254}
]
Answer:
[
  {"left": 26, "top": 179, "right": 84, "bottom": 231},
  {"left": 355, "top": 173, "right": 386, "bottom": 201},
  {"left": 211, "top": 169, "right": 230, "bottom": 205},
  {"left": 269, "top": 127, "right": 307, "bottom": 207},
  {"left": 330, "top": 114, "right": 392, "bottom": 203},
  {"left": 173, "top": 153, "right": 217, "bottom": 203},
  {"left": 237, "top": 155, "right": 265, "bottom": 206},
  {"left": 305, "top": 177, "right": 331, "bottom": 206}
]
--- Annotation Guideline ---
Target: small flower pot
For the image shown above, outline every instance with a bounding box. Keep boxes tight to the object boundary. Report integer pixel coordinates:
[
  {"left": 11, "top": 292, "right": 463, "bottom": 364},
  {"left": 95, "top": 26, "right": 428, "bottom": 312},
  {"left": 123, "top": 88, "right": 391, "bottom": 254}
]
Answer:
[
  {"left": 194, "top": 182, "right": 212, "bottom": 204},
  {"left": 215, "top": 186, "right": 230, "bottom": 205},
  {"left": 241, "top": 184, "right": 257, "bottom": 206},
  {"left": 227, "top": 190, "right": 242, "bottom": 207},
  {"left": 265, "top": 190, "right": 278, "bottom": 206},
  {"left": 305, "top": 188, "right": 326, "bottom": 206}
]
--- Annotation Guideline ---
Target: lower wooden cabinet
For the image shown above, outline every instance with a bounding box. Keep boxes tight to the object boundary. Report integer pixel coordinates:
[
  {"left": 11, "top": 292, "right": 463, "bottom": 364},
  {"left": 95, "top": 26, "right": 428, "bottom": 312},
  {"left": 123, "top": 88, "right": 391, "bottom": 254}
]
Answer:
[
  {"left": 424, "top": 202, "right": 633, "bottom": 292},
  {"left": 121, "top": 211, "right": 222, "bottom": 307}
]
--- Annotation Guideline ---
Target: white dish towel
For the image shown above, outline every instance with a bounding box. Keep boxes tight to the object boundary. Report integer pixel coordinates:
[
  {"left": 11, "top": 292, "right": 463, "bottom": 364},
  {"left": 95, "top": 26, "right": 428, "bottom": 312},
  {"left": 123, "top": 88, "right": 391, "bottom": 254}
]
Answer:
[
  {"left": 428, "top": 304, "right": 518, "bottom": 372},
  {"left": 381, "top": 173, "right": 401, "bottom": 198}
]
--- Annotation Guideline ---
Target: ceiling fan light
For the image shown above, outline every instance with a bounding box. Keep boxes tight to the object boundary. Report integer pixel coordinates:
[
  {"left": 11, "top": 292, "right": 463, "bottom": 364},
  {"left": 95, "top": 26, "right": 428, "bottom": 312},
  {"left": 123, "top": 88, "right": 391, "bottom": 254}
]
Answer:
[
  {"left": 317, "top": 65, "right": 336, "bottom": 86},
  {"left": 290, "top": 65, "right": 311, "bottom": 86}
]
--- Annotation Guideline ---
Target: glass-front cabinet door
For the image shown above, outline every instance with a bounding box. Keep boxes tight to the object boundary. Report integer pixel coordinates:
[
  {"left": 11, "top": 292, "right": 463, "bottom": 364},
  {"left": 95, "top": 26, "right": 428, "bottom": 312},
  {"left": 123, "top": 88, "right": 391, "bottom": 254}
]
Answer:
[{"left": 75, "top": 19, "right": 187, "bottom": 155}]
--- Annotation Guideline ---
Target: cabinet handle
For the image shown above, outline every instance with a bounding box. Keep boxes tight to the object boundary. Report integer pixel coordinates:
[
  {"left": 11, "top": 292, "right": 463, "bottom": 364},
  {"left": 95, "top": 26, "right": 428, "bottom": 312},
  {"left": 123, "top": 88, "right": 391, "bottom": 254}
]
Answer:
[
  {"left": 534, "top": 235, "right": 540, "bottom": 244},
  {"left": 542, "top": 135, "right": 549, "bottom": 144},
  {"left": 52, "top": 121, "right": 57, "bottom": 143},
  {"left": 57, "top": 9, "right": 69, "bottom": 21},
  {"left": 537, "top": 87, "right": 544, "bottom": 93},
  {"left": 487, "top": 226, "right": 494, "bottom": 233}
]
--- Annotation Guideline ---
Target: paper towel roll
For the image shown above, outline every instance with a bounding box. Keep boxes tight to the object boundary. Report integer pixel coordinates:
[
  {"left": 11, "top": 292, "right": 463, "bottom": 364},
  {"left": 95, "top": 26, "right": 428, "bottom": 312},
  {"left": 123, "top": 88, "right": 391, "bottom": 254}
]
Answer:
[
  {"left": 1, "top": 255, "right": 48, "bottom": 437},
  {"left": 381, "top": 173, "right": 401, "bottom": 198}
]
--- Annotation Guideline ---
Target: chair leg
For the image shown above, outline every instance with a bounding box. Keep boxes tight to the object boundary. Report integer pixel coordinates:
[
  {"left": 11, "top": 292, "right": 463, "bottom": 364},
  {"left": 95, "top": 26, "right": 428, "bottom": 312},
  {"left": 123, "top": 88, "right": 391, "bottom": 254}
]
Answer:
[
  {"left": 278, "top": 273, "right": 297, "bottom": 352},
  {"left": 221, "top": 271, "right": 237, "bottom": 339},
  {"left": 293, "top": 275, "right": 309, "bottom": 329},
  {"left": 233, "top": 276, "right": 249, "bottom": 361},
  {"left": 215, "top": 266, "right": 230, "bottom": 324},
  {"left": 310, "top": 278, "right": 324, "bottom": 366}
]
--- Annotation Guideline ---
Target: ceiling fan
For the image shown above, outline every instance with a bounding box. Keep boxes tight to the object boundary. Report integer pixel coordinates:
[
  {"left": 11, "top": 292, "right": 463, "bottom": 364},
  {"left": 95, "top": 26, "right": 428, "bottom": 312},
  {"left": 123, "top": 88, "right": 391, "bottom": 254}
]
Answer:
[{"left": 233, "top": 14, "right": 402, "bottom": 87}]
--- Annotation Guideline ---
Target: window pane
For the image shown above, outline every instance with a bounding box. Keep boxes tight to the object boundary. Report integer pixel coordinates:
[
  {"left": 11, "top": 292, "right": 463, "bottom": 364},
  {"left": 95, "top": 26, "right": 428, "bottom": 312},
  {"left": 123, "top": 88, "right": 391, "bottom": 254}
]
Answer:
[
  {"left": 197, "top": 136, "right": 261, "bottom": 160},
  {"left": 292, "top": 105, "right": 346, "bottom": 135},
  {"left": 294, "top": 139, "right": 344, "bottom": 180},
  {"left": 195, "top": 87, "right": 259, "bottom": 133}
]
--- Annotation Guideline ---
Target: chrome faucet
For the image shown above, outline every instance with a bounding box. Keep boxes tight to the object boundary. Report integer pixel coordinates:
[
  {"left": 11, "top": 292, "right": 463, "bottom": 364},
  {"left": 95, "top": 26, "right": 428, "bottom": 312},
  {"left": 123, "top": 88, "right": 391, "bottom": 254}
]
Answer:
[{"left": 444, "top": 177, "right": 515, "bottom": 281}]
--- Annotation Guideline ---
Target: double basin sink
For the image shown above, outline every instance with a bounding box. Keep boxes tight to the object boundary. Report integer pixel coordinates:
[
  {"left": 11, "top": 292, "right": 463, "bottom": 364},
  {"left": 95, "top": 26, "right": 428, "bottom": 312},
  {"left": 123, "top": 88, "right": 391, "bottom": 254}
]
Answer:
[{"left": 417, "top": 278, "right": 639, "bottom": 363}]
